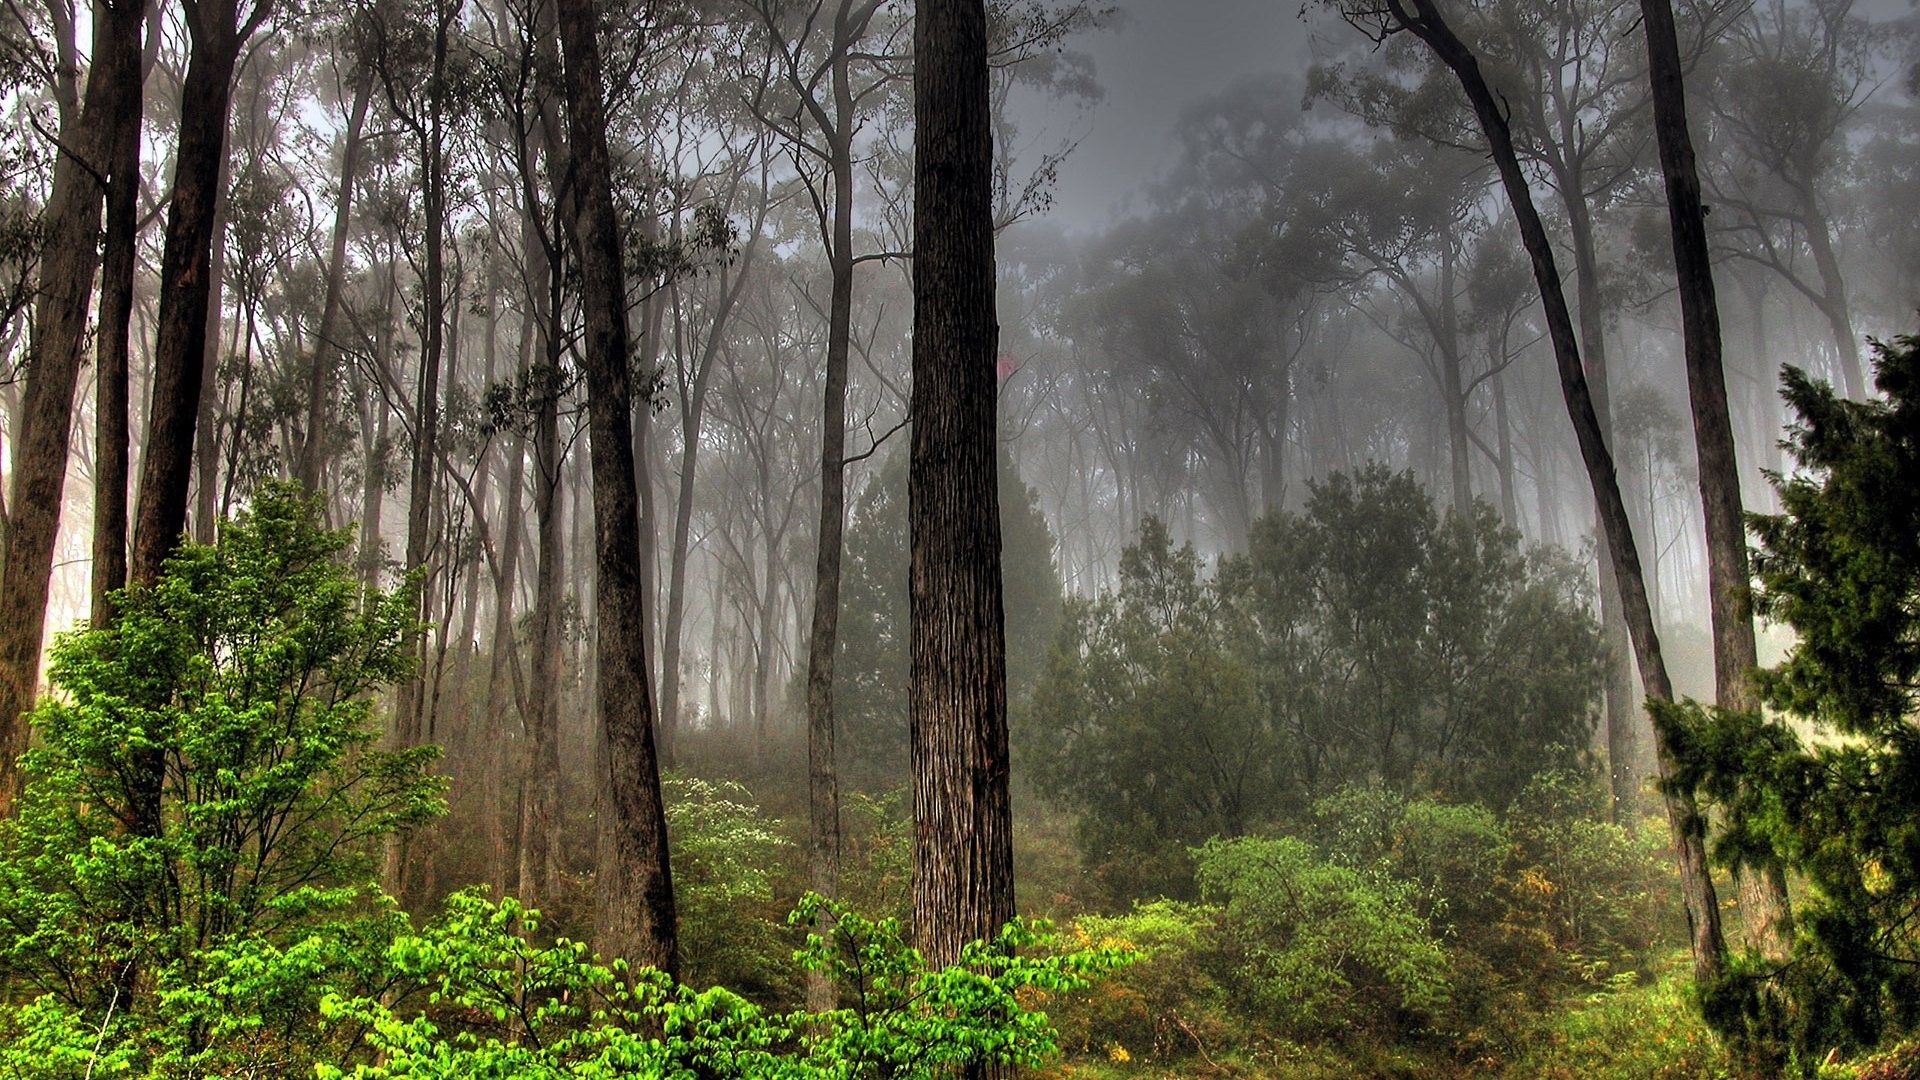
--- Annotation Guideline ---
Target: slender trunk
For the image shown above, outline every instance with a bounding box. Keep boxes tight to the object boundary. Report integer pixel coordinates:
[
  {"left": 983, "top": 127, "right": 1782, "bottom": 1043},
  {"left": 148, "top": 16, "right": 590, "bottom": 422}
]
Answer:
[
  {"left": 192, "top": 140, "right": 230, "bottom": 548},
  {"left": 1560, "top": 118, "right": 1642, "bottom": 828},
  {"left": 297, "top": 79, "right": 371, "bottom": 489},
  {"left": 1383, "top": 0, "right": 1727, "bottom": 985},
  {"left": 1799, "top": 189, "right": 1864, "bottom": 400},
  {"left": 0, "top": 0, "right": 142, "bottom": 813},
  {"left": 910, "top": 0, "right": 1013, "bottom": 983},
  {"left": 557, "top": 0, "right": 677, "bottom": 975},
  {"left": 803, "top": 7, "right": 862, "bottom": 1009},
  {"left": 1491, "top": 362, "right": 1517, "bottom": 526},
  {"left": 1637, "top": 0, "right": 1792, "bottom": 962},
  {"left": 91, "top": 0, "right": 149, "bottom": 627},
  {"left": 400, "top": 1, "right": 456, "bottom": 749},
  {"left": 519, "top": 209, "right": 564, "bottom": 910}
]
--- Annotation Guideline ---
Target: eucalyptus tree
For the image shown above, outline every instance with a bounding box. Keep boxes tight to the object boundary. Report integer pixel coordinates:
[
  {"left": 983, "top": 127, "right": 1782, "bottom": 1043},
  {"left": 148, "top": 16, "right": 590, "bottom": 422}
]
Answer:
[
  {"left": 0, "top": 0, "right": 144, "bottom": 813},
  {"left": 910, "top": 0, "right": 1013, "bottom": 977},
  {"left": 554, "top": 0, "right": 679, "bottom": 976},
  {"left": 1707, "top": 0, "right": 1879, "bottom": 400}
]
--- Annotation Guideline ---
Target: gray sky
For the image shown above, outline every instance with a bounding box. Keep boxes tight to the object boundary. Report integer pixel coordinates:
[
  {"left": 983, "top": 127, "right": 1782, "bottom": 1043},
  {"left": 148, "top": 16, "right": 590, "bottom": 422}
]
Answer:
[{"left": 1030, "top": 0, "right": 1320, "bottom": 232}]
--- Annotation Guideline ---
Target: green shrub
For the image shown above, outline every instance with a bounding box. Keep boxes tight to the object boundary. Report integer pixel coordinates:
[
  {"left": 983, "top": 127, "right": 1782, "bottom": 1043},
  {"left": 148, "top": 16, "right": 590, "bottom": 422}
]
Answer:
[
  {"left": 314, "top": 890, "right": 1133, "bottom": 1080},
  {"left": 1196, "top": 835, "right": 1450, "bottom": 1039},
  {"left": 664, "top": 775, "right": 798, "bottom": 999}
]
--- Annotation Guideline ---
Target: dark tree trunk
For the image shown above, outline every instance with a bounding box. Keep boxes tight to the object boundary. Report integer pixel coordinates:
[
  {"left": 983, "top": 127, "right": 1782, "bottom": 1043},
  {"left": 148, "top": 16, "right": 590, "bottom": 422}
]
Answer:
[
  {"left": 90, "top": 0, "right": 149, "bottom": 628},
  {"left": 802, "top": 0, "right": 868, "bottom": 1011},
  {"left": 1637, "top": 0, "right": 1792, "bottom": 961},
  {"left": 556, "top": 0, "right": 678, "bottom": 976},
  {"left": 130, "top": 0, "right": 263, "bottom": 589},
  {"left": 910, "top": 0, "right": 1013, "bottom": 981},
  {"left": 0, "top": 0, "right": 143, "bottom": 813},
  {"left": 1376, "top": 0, "right": 1728, "bottom": 987},
  {"left": 297, "top": 78, "right": 371, "bottom": 490}
]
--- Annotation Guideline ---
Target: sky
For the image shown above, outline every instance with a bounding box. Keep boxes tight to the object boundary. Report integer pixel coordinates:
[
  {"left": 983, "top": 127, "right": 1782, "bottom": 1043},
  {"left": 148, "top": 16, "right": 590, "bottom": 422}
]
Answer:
[{"left": 1023, "top": 0, "right": 1322, "bottom": 233}]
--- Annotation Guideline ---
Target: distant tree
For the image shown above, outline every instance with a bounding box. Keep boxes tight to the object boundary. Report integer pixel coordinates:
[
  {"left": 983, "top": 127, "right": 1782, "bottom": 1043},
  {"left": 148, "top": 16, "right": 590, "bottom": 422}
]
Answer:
[{"left": 1027, "top": 470, "right": 1604, "bottom": 898}]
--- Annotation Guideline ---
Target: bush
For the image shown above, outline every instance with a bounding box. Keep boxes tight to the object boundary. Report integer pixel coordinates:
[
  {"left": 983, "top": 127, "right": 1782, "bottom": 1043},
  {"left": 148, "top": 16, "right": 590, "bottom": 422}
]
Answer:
[{"left": 0, "top": 483, "right": 440, "bottom": 1074}]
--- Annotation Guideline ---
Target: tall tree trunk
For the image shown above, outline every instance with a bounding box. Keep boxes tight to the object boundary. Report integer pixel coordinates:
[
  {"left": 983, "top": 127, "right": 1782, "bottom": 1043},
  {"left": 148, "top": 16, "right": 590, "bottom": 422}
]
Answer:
[
  {"left": 399, "top": 0, "right": 457, "bottom": 749},
  {"left": 130, "top": 0, "right": 262, "bottom": 587},
  {"left": 1378, "top": 0, "right": 1728, "bottom": 986},
  {"left": 90, "top": 0, "right": 149, "bottom": 628},
  {"left": 802, "top": 3, "right": 864, "bottom": 1010},
  {"left": 557, "top": 0, "right": 677, "bottom": 976},
  {"left": 1797, "top": 188, "right": 1864, "bottom": 400},
  {"left": 297, "top": 78, "right": 371, "bottom": 490},
  {"left": 0, "top": 0, "right": 143, "bottom": 813},
  {"left": 1637, "top": 0, "right": 1792, "bottom": 962},
  {"left": 910, "top": 0, "right": 1013, "bottom": 987}
]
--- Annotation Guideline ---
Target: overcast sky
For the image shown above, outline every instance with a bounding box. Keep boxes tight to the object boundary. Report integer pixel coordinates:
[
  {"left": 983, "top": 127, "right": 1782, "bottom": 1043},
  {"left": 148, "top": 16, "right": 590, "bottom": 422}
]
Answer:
[{"left": 1024, "top": 0, "right": 1321, "bottom": 233}]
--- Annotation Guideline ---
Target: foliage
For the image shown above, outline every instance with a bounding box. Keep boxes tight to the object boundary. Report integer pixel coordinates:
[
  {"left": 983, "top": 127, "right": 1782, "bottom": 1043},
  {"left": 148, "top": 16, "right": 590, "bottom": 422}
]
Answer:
[
  {"left": 663, "top": 775, "right": 797, "bottom": 1000},
  {"left": 314, "top": 890, "right": 1134, "bottom": 1080},
  {"left": 1025, "top": 468, "right": 1604, "bottom": 896},
  {"left": 1485, "top": 964, "right": 1732, "bottom": 1080},
  {"left": 1200, "top": 834, "right": 1451, "bottom": 1038},
  {"left": 1035, "top": 776, "right": 1679, "bottom": 1075},
  {"left": 1656, "top": 335, "right": 1920, "bottom": 1068},
  {"left": 0, "top": 482, "right": 442, "bottom": 1074}
]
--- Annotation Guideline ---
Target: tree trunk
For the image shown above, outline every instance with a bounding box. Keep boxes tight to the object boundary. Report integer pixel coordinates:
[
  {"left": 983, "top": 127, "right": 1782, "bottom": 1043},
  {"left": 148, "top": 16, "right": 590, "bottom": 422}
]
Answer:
[
  {"left": 399, "top": 0, "right": 457, "bottom": 750},
  {"left": 1380, "top": 0, "right": 1728, "bottom": 986},
  {"left": 130, "top": 0, "right": 259, "bottom": 588},
  {"left": 1636, "top": 0, "right": 1792, "bottom": 962},
  {"left": 557, "top": 0, "right": 678, "bottom": 976},
  {"left": 910, "top": 0, "right": 1014, "bottom": 986},
  {"left": 90, "top": 0, "right": 149, "bottom": 628},
  {"left": 0, "top": 0, "right": 143, "bottom": 814},
  {"left": 1550, "top": 181, "right": 1640, "bottom": 826},
  {"left": 297, "top": 78, "right": 371, "bottom": 490},
  {"left": 802, "top": 1, "right": 866, "bottom": 1011}
]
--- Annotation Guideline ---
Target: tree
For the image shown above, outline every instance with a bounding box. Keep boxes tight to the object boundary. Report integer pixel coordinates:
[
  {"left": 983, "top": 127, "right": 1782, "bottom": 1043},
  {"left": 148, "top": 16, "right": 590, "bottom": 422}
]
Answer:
[
  {"left": 1662, "top": 333, "right": 1920, "bottom": 1064},
  {"left": 0, "top": 484, "right": 441, "bottom": 1047},
  {"left": 1027, "top": 473, "right": 1604, "bottom": 899},
  {"left": 0, "top": 0, "right": 145, "bottom": 814},
  {"left": 555, "top": 0, "right": 678, "bottom": 976},
  {"left": 1321, "top": 0, "right": 1730, "bottom": 986},
  {"left": 910, "top": 0, "right": 1012, "bottom": 977}
]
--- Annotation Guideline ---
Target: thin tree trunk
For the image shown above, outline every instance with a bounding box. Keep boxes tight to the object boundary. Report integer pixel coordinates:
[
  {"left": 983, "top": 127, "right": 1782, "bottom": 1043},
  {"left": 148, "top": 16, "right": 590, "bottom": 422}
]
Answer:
[
  {"left": 1636, "top": 0, "right": 1792, "bottom": 962},
  {"left": 297, "top": 78, "right": 371, "bottom": 489},
  {"left": 557, "top": 0, "right": 678, "bottom": 976},
  {"left": 910, "top": 0, "right": 1013, "bottom": 987},
  {"left": 90, "top": 0, "right": 149, "bottom": 627}
]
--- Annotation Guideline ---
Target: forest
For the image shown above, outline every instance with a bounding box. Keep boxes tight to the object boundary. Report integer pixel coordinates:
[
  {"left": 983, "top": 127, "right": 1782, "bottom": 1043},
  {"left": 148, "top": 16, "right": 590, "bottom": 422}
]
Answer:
[{"left": 0, "top": 0, "right": 1917, "bottom": 1073}]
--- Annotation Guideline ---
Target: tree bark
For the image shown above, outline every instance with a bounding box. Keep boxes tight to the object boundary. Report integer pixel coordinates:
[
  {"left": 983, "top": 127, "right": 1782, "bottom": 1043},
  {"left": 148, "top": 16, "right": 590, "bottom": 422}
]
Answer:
[
  {"left": 0, "top": 0, "right": 143, "bottom": 814},
  {"left": 556, "top": 0, "right": 678, "bottom": 976},
  {"left": 1376, "top": 0, "right": 1728, "bottom": 987},
  {"left": 90, "top": 0, "right": 150, "bottom": 628},
  {"left": 801, "top": 0, "right": 871, "bottom": 1012},
  {"left": 910, "top": 0, "right": 1013, "bottom": 985},
  {"left": 130, "top": 0, "right": 264, "bottom": 589}
]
